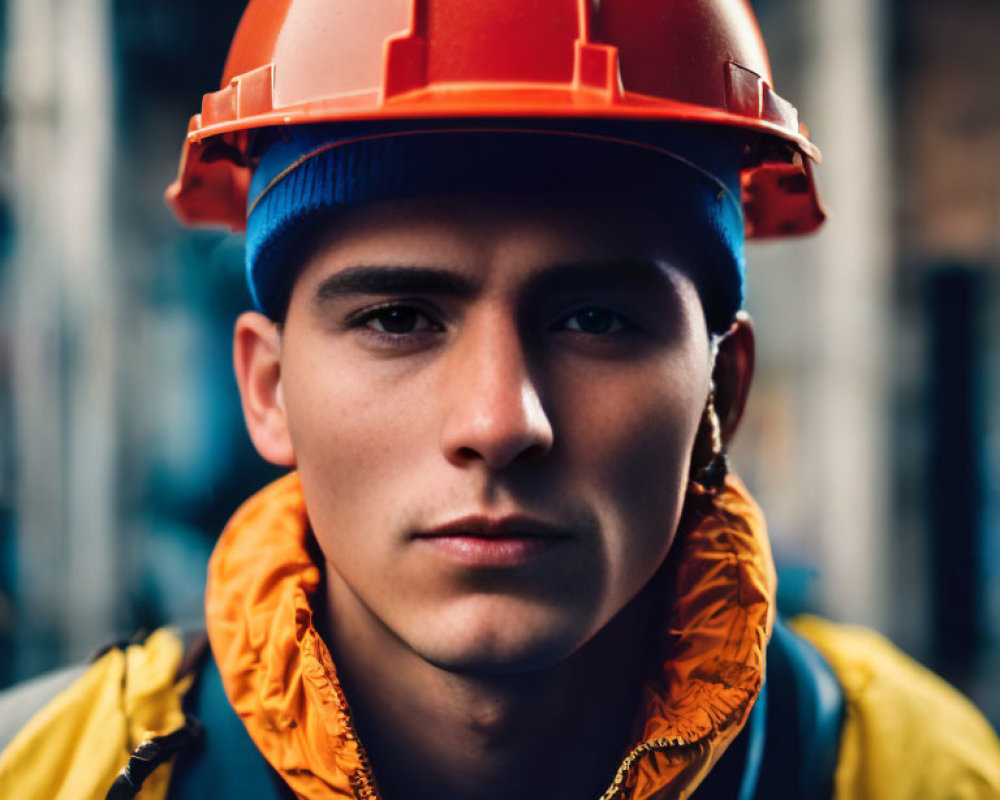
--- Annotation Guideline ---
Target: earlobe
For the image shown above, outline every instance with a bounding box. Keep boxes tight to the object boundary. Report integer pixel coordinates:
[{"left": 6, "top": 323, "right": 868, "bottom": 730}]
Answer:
[
  {"left": 711, "top": 312, "right": 756, "bottom": 447},
  {"left": 233, "top": 312, "right": 296, "bottom": 466}
]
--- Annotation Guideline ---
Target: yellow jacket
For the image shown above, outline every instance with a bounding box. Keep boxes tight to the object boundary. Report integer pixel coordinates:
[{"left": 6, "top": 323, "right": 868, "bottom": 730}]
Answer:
[{"left": 792, "top": 615, "right": 1000, "bottom": 800}]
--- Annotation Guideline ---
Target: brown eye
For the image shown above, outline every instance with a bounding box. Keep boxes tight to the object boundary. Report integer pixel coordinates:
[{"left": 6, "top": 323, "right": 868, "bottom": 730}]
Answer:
[{"left": 363, "top": 306, "right": 436, "bottom": 334}]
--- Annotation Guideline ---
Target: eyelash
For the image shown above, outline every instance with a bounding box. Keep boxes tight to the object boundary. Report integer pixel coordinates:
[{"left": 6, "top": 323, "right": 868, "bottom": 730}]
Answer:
[
  {"left": 346, "top": 302, "right": 444, "bottom": 342},
  {"left": 345, "top": 303, "right": 633, "bottom": 346},
  {"left": 555, "top": 307, "right": 630, "bottom": 336}
]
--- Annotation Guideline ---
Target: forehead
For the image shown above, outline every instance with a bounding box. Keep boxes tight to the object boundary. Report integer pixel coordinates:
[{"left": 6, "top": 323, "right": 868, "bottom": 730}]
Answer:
[{"left": 292, "top": 193, "right": 705, "bottom": 292}]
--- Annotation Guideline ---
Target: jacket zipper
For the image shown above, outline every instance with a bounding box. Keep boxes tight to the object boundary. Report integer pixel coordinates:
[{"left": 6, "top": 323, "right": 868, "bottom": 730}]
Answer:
[{"left": 597, "top": 736, "right": 701, "bottom": 800}]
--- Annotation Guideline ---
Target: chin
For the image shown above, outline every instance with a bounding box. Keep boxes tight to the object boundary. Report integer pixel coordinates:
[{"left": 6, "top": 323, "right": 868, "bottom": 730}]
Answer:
[{"left": 405, "top": 595, "right": 591, "bottom": 676}]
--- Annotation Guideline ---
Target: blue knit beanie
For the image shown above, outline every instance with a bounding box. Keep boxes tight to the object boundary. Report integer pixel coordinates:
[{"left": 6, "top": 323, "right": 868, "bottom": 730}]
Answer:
[{"left": 245, "top": 121, "right": 746, "bottom": 330}]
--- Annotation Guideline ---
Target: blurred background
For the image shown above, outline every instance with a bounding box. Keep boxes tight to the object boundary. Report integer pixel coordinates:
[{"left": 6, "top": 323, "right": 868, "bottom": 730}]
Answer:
[{"left": 0, "top": 0, "right": 997, "bottom": 729}]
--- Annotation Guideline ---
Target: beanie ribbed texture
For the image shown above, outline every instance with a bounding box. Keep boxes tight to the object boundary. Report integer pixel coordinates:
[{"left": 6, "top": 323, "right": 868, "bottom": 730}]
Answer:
[{"left": 246, "top": 122, "right": 746, "bottom": 329}]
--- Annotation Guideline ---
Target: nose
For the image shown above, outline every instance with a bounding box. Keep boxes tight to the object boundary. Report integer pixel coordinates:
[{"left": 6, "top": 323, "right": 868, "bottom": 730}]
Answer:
[{"left": 440, "top": 312, "right": 554, "bottom": 470}]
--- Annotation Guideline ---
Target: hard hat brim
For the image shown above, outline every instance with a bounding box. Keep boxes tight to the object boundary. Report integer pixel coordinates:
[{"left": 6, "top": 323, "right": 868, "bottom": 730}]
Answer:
[{"left": 167, "top": 86, "right": 822, "bottom": 236}]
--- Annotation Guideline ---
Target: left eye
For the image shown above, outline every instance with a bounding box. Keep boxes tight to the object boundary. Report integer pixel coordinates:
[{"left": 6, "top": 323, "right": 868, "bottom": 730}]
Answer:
[
  {"left": 360, "top": 305, "right": 438, "bottom": 334},
  {"left": 559, "top": 308, "right": 627, "bottom": 335}
]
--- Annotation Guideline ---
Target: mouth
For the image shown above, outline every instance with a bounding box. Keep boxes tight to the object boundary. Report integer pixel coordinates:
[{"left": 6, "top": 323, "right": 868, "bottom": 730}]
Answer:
[{"left": 412, "top": 515, "right": 573, "bottom": 567}]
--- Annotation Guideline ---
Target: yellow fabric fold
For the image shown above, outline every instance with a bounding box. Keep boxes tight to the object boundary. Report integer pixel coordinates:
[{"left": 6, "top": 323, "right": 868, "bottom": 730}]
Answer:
[
  {"left": 206, "top": 472, "right": 776, "bottom": 800},
  {"left": 0, "top": 628, "right": 190, "bottom": 800},
  {"left": 793, "top": 616, "right": 1000, "bottom": 800}
]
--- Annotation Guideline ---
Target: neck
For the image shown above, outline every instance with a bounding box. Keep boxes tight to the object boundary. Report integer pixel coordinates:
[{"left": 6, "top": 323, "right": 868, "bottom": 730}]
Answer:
[{"left": 320, "top": 570, "right": 658, "bottom": 800}]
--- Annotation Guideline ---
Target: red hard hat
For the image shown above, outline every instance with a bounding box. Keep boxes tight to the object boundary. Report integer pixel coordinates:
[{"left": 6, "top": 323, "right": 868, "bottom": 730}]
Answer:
[{"left": 166, "top": 0, "right": 824, "bottom": 238}]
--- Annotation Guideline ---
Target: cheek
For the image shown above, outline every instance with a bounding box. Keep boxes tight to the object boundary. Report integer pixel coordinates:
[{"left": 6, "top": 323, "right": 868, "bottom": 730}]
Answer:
[
  {"left": 555, "top": 358, "right": 707, "bottom": 601},
  {"left": 280, "top": 346, "right": 436, "bottom": 533}
]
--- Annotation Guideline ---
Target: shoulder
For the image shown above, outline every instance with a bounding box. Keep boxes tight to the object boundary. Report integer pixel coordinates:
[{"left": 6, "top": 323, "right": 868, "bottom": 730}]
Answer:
[
  {"left": 0, "top": 628, "right": 190, "bottom": 800},
  {"left": 791, "top": 615, "right": 1000, "bottom": 800}
]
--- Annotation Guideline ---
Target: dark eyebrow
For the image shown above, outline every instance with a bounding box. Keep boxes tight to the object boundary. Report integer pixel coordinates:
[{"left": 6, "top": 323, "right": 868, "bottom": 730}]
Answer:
[
  {"left": 522, "top": 258, "right": 683, "bottom": 300},
  {"left": 313, "top": 266, "right": 479, "bottom": 307}
]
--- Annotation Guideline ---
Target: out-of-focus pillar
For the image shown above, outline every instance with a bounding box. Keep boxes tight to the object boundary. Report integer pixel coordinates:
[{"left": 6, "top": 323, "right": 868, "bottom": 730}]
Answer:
[
  {"left": 926, "top": 267, "right": 984, "bottom": 679},
  {"left": 6, "top": 0, "right": 117, "bottom": 673},
  {"left": 805, "top": 0, "right": 892, "bottom": 628}
]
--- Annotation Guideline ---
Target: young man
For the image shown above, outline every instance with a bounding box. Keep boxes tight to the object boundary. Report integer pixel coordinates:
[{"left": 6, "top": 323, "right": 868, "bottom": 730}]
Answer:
[{"left": 2, "top": 1, "right": 999, "bottom": 799}]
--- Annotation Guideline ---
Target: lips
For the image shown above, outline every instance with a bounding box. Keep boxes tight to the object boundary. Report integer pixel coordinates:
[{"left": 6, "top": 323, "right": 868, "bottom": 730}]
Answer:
[{"left": 412, "top": 515, "right": 573, "bottom": 567}]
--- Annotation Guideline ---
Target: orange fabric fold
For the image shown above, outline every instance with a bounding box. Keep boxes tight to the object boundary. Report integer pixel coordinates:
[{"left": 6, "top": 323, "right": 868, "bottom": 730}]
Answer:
[
  {"left": 206, "top": 472, "right": 775, "bottom": 800},
  {"left": 605, "top": 477, "right": 777, "bottom": 800}
]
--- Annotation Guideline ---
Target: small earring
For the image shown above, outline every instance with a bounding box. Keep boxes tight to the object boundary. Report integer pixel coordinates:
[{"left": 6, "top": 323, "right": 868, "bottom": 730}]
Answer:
[{"left": 691, "top": 390, "right": 727, "bottom": 488}]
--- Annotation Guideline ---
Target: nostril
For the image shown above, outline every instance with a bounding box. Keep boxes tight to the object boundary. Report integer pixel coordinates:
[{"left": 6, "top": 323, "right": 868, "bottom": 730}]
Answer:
[{"left": 450, "top": 431, "right": 552, "bottom": 469}]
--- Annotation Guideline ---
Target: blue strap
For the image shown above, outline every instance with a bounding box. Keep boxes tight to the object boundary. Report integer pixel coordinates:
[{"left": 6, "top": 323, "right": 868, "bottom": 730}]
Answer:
[
  {"left": 737, "top": 679, "right": 767, "bottom": 800},
  {"left": 755, "top": 617, "right": 844, "bottom": 799},
  {"left": 167, "top": 655, "right": 292, "bottom": 800},
  {"left": 693, "top": 676, "right": 768, "bottom": 799},
  {"left": 695, "top": 617, "right": 843, "bottom": 799}
]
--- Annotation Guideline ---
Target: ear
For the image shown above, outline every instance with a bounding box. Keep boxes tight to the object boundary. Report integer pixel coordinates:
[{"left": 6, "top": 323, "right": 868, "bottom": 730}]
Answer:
[
  {"left": 233, "top": 311, "right": 296, "bottom": 466},
  {"left": 712, "top": 312, "right": 755, "bottom": 447}
]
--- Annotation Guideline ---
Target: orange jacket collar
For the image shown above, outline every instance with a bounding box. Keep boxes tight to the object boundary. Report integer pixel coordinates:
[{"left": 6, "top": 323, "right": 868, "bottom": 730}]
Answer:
[{"left": 206, "top": 473, "right": 775, "bottom": 800}]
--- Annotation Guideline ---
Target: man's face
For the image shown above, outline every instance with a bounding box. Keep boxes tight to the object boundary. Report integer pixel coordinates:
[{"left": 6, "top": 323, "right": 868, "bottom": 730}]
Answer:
[{"left": 270, "top": 194, "right": 713, "bottom": 673}]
